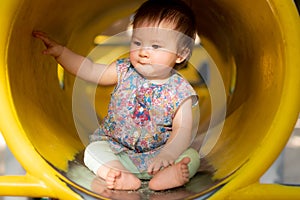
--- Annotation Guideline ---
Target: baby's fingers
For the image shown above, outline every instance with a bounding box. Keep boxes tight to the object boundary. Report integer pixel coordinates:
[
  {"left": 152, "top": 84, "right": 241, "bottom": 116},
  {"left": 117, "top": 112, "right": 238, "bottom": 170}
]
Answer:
[
  {"left": 162, "top": 160, "right": 172, "bottom": 168},
  {"left": 32, "top": 31, "right": 63, "bottom": 57},
  {"left": 32, "top": 31, "right": 48, "bottom": 41},
  {"left": 148, "top": 163, "right": 161, "bottom": 175},
  {"left": 32, "top": 31, "right": 55, "bottom": 46},
  {"left": 32, "top": 30, "right": 45, "bottom": 37}
]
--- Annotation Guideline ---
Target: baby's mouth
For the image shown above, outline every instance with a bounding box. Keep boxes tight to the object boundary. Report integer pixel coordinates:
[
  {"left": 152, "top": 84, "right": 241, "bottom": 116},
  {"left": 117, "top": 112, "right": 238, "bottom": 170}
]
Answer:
[{"left": 138, "top": 59, "right": 151, "bottom": 66}]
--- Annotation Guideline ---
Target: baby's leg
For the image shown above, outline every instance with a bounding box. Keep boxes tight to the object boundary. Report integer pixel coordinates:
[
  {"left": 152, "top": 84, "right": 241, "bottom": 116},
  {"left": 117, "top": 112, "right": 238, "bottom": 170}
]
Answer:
[
  {"left": 84, "top": 141, "right": 141, "bottom": 190},
  {"left": 149, "top": 148, "right": 200, "bottom": 191}
]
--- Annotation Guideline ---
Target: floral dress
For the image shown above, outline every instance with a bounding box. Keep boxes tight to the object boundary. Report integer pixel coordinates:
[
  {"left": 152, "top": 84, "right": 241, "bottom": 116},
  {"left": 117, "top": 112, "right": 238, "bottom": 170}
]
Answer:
[{"left": 90, "top": 58, "right": 198, "bottom": 172}]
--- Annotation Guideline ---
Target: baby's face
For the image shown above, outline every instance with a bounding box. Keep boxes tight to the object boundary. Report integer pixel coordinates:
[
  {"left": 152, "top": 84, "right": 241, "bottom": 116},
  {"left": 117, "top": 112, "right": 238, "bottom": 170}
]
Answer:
[{"left": 129, "top": 21, "right": 186, "bottom": 82}]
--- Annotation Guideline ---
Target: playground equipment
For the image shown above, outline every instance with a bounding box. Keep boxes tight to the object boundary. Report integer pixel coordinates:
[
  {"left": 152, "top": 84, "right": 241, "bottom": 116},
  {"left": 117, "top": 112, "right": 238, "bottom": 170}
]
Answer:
[{"left": 0, "top": 0, "right": 300, "bottom": 199}]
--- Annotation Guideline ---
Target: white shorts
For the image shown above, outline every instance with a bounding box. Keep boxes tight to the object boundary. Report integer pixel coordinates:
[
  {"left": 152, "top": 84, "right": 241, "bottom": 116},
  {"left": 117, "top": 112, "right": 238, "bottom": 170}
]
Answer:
[
  {"left": 84, "top": 141, "right": 200, "bottom": 180},
  {"left": 83, "top": 141, "right": 118, "bottom": 175}
]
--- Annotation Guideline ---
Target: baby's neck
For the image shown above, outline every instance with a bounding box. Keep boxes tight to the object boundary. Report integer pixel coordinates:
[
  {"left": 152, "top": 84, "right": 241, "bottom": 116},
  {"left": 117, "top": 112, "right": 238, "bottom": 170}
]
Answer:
[{"left": 146, "top": 70, "right": 175, "bottom": 85}]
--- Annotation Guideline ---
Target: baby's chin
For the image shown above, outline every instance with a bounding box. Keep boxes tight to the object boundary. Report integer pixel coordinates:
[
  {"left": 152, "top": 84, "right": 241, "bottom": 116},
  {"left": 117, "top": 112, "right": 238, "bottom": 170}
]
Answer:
[
  {"left": 134, "top": 65, "right": 173, "bottom": 79},
  {"left": 140, "top": 73, "right": 171, "bottom": 84}
]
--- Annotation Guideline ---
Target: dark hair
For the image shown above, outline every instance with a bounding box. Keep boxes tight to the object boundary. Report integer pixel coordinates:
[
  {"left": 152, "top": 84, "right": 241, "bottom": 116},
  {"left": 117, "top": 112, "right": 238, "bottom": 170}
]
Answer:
[
  {"left": 133, "top": 0, "right": 196, "bottom": 39},
  {"left": 132, "top": 0, "right": 197, "bottom": 69}
]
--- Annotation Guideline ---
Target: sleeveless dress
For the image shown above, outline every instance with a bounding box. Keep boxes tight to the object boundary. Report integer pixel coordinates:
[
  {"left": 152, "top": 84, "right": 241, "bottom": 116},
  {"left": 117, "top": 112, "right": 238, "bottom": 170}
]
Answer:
[{"left": 90, "top": 58, "right": 198, "bottom": 172}]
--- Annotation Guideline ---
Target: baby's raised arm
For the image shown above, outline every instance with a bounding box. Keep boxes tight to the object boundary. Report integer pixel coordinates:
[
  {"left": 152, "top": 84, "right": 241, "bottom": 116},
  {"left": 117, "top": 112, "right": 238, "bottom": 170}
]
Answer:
[
  {"left": 32, "top": 31, "right": 117, "bottom": 85},
  {"left": 148, "top": 98, "right": 194, "bottom": 175}
]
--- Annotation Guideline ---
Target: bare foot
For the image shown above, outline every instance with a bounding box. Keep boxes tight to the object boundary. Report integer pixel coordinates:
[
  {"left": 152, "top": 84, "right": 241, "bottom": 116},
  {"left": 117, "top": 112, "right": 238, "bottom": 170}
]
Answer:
[
  {"left": 106, "top": 168, "right": 141, "bottom": 190},
  {"left": 149, "top": 157, "right": 190, "bottom": 191}
]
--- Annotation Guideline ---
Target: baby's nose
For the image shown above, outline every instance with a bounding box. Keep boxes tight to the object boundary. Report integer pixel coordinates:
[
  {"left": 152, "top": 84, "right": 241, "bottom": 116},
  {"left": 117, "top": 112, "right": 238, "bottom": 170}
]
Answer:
[{"left": 139, "top": 47, "right": 151, "bottom": 57}]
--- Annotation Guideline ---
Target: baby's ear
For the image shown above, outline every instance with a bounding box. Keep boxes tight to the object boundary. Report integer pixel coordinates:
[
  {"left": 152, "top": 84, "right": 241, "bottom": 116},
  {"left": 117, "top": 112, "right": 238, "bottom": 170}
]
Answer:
[{"left": 176, "top": 48, "right": 190, "bottom": 63}]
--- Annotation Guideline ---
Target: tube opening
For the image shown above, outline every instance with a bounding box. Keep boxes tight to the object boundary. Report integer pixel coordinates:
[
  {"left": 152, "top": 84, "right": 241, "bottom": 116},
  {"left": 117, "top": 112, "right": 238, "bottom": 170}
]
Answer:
[{"left": 3, "top": 0, "right": 299, "bottom": 198}]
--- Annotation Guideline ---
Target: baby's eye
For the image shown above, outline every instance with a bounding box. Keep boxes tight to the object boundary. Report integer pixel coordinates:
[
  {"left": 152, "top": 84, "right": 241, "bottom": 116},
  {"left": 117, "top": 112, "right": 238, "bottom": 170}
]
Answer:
[
  {"left": 133, "top": 41, "right": 141, "bottom": 46},
  {"left": 152, "top": 44, "right": 161, "bottom": 49}
]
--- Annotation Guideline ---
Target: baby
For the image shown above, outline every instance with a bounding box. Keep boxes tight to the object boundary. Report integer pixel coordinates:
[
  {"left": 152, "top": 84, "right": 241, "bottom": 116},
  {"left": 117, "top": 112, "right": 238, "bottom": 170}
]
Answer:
[{"left": 33, "top": 0, "right": 200, "bottom": 191}]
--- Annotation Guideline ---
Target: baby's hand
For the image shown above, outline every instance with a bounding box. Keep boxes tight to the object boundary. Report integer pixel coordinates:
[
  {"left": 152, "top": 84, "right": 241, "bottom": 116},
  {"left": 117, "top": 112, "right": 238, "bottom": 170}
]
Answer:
[
  {"left": 147, "top": 152, "right": 176, "bottom": 175},
  {"left": 32, "top": 31, "right": 64, "bottom": 58}
]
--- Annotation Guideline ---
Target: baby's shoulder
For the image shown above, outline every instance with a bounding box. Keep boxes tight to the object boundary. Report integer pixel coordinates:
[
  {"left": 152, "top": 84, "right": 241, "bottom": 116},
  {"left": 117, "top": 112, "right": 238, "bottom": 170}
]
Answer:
[{"left": 116, "top": 58, "right": 131, "bottom": 72}]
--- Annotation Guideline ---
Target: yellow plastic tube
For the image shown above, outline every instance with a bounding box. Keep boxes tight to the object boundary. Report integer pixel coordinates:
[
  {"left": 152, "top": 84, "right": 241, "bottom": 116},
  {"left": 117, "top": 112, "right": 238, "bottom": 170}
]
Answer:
[{"left": 0, "top": 0, "right": 299, "bottom": 199}]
